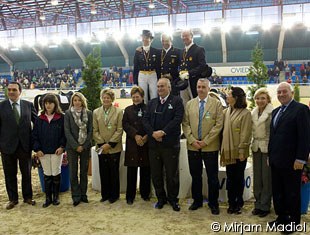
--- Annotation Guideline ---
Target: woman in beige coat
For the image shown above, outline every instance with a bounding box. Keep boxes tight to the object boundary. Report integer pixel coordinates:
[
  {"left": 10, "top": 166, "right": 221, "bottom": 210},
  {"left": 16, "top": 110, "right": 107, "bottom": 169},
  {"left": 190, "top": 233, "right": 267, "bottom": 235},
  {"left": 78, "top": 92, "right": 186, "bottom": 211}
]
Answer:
[
  {"left": 93, "top": 89, "right": 123, "bottom": 203},
  {"left": 221, "top": 87, "right": 252, "bottom": 214},
  {"left": 251, "top": 88, "right": 273, "bottom": 217}
]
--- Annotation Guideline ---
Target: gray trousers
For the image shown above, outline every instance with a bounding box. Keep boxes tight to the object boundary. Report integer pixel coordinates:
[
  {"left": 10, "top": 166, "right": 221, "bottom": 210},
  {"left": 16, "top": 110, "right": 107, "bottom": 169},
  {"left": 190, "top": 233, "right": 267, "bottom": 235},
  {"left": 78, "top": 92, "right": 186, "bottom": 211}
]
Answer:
[
  {"left": 67, "top": 149, "right": 90, "bottom": 202},
  {"left": 252, "top": 149, "right": 272, "bottom": 211}
]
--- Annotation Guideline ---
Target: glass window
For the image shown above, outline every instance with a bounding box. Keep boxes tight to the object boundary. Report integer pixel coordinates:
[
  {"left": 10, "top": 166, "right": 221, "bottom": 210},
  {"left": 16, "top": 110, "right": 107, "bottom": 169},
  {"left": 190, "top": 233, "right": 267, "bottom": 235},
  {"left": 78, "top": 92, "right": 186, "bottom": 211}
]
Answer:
[
  {"left": 242, "top": 7, "right": 261, "bottom": 25},
  {"left": 283, "top": 4, "right": 303, "bottom": 24},
  {"left": 226, "top": 9, "right": 241, "bottom": 26},
  {"left": 303, "top": 3, "right": 310, "bottom": 24},
  {"left": 77, "top": 22, "right": 90, "bottom": 38},
  {"left": 175, "top": 13, "right": 187, "bottom": 30},
  {"left": 187, "top": 12, "right": 204, "bottom": 28},
  {"left": 262, "top": 6, "right": 279, "bottom": 25},
  {"left": 205, "top": 10, "right": 222, "bottom": 28}
]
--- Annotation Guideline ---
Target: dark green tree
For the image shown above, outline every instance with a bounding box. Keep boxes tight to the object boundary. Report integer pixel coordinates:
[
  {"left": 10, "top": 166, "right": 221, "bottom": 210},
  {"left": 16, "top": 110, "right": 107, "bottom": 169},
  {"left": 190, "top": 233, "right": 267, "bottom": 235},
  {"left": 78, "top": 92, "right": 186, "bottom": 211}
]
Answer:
[
  {"left": 294, "top": 83, "right": 300, "bottom": 102},
  {"left": 80, "top": 46, "right": 102, "bottom": 111},
  {"left": 247, "top": 42, "right": 269, "bottom": 109}
]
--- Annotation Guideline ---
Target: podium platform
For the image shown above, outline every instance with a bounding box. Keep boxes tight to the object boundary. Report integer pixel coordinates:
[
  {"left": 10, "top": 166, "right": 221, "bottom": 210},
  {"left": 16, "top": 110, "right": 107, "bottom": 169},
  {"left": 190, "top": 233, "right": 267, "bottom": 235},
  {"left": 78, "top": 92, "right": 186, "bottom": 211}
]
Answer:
[{"left": 91, "top": 140, "right": 253, "bottom": 202}]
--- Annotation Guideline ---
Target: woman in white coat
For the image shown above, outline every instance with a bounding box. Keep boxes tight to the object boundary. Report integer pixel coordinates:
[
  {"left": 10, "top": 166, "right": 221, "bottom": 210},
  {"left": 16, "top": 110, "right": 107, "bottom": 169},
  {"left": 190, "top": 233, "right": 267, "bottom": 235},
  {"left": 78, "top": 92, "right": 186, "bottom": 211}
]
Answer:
[{"left": 251, "top": 88, "right": 273, "bottom": 217}]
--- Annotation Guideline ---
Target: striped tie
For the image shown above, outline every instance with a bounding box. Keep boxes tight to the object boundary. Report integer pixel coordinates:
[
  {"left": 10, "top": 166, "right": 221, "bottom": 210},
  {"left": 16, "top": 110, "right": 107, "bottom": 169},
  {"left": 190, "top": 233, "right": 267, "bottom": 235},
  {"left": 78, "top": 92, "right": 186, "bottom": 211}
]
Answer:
[{"left": 198, "top": 100, "right": 205, "bottom": 140}]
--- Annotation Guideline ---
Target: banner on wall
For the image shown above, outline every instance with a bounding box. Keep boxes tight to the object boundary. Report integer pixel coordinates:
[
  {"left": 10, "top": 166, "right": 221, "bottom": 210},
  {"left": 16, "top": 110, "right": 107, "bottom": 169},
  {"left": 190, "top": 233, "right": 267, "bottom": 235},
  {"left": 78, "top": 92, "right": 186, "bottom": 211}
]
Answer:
[{"left": 212, "top": 66, "right": 250, "bottom": 76}]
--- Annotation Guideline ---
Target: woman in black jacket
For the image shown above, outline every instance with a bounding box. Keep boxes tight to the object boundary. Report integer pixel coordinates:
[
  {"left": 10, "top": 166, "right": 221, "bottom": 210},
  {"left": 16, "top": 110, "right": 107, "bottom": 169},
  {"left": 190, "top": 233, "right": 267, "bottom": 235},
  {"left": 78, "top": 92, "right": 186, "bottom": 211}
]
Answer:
[
  {"left": 123, "top": 86, "right": 150, "bottom": 204},
  {"left": 33, "top": 93, "right": 66, "bottom": 208}
]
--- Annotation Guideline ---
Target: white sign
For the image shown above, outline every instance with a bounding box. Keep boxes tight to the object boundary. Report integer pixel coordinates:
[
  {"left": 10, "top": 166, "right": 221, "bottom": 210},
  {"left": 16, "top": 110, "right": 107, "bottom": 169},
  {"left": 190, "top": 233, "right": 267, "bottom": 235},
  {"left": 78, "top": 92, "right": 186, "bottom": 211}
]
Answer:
[{"left": 212, "top": 66, "right": 250, "bottom": 76}]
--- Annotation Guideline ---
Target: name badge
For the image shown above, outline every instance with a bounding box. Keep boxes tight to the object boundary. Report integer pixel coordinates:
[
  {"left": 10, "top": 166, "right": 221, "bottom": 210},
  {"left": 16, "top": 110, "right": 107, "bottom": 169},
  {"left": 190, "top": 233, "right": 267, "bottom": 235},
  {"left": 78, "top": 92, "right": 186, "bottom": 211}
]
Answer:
[
  {"left": 205, "top": 111, "right": 211, "bottom": 119},
  {"left": 107, "top": 123, "right": 112, "bottom": 130},
  {"left": 138, "top": 109, "right": 143, "bottom": 117},
  {"left": 168, "top": 104, "right": 173, "bottom": 109}
]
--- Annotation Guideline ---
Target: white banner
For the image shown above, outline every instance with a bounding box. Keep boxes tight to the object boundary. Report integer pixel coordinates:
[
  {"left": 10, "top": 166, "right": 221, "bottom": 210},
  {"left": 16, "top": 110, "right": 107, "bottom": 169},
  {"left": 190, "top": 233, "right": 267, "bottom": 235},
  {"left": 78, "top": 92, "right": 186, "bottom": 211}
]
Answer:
[{"left": 212, "top": 66, "right": 250, "bottom": 76}]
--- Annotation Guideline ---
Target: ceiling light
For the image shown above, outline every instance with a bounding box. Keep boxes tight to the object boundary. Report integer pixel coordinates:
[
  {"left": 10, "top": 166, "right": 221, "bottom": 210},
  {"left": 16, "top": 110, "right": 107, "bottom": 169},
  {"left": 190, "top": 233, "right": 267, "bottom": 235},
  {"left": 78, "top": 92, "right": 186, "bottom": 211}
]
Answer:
[
  {"left": 91, "top": 5, "right": 97, "bottom": 15},
  {"left": 149, "top": 1, "right": 155, "bottom": 9},
  {"left": 245, "top": 31, "right": 259, "bottom": 35},
  {"left": 51, "top": 0, "right": 58, "bottom": 6},
  {"left": 40, "top": 14, "right": 46, "bottom": 21},
  {"left": 10, "top": 47, "right": 20, "bottom": 51}
]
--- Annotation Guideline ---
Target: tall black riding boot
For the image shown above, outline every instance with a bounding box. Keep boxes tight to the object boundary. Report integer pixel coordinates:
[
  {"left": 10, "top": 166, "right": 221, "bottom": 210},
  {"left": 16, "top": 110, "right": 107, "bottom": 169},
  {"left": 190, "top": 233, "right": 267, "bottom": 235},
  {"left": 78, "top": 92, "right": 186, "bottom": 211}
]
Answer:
[
  {"left": 52, "top": 174, "right": 61, "bottom": 205},
  {"left": 43, "top": 175, "right": 53, "bottom": 208}
]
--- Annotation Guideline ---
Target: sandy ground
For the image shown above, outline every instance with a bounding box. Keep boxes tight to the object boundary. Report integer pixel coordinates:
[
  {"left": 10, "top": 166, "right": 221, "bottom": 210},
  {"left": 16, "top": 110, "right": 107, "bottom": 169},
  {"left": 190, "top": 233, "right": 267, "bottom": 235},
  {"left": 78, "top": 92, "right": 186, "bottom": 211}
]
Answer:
[{"left": 0, "top": 160, "right": 309, "bottom": 235}]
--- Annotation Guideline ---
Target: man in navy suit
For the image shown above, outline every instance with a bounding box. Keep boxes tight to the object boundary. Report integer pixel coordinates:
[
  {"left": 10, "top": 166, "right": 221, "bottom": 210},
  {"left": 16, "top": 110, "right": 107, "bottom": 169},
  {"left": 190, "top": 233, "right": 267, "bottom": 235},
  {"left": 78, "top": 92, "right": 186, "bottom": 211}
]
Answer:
[
  {"left": 143, "top": 78, "right": 184, "bottom": 211},
  {"left": 0, "top": 82, "right": 37, "bottom": 209},
  {"left": 179, "top": 29, "right": 206, "bottom": 105},
  {"left": 268, "top": 82, "right": 310, "bottom": 233},
  {"left": 159, "top": 33, "right": 181, "bottom": 96}
]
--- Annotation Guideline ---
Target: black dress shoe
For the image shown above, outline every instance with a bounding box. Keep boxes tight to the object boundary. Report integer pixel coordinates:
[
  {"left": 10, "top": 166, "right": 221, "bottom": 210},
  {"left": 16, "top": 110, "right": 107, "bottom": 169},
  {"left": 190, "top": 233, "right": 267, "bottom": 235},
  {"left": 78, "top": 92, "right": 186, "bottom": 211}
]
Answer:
[
  {"left": 252, "top": 208, "right": 262, "bottom": 215},
  {"left": 189, "top": 203, "right": 203, "bottom": 211},
  {"left": 42, "top": 199, "right": 52, "bottom": 208},
  {"left": 155, "top": 201, "right": 166, "bottom": 209},
  {"left": 127, "top": 199, "right": 134, "bottom": 205},
  {"left": 210, "top": 206, "right": 220, "bottom": 215},
  {"left": 109, "top": 198, "right": 119, "bottom": 204},
  {"left": 227, "top": 206, "right": 235, "bottom": 214},
  {"left": 81, "top": 198, "right": 89, "bottom": 203},
  {"left": 142, "top": 197, "right": 150, "bottom": 201},
  {"left": 100, "top": 197, "right": 109, "bottom": 203},
  {"left": 170, "top": 202, "right": 180, "bottom": 212},
  {"left": 258, "top": 210, "right": 270, "bottom": 218},
  {"left": 234, "top": 206, "right": 242, "bottom": 214},
  {"left": 6, "top": 201, "right": 18, "bottom": 210},
  {"left": 73, "top": 201, "right": 80, "bottom": 207},
  {"left": 268, "top": 220, "right": 282, "bottom": 227},
  {"left": 24, "top": 199, "right": 36, "bottom": 206}
]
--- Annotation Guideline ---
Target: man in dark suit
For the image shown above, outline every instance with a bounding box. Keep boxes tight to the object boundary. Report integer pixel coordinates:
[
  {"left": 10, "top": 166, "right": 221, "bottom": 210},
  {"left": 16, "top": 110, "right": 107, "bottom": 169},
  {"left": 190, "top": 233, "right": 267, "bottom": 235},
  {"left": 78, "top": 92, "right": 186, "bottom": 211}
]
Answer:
[
  {"left": 268, "top": 82, "right": 310, "bottom": 233},
  {"left": 159, "top": 33, "right": 181, "bottom": 96},
  {"left": 0, "top": 82, "right": 37, "bottom": 209},
  {"left": 143, "top": 78, "right": 184, "bottom": 211},
  {"left": 179, "top": 29, "right": 206, "bottom": 105}
]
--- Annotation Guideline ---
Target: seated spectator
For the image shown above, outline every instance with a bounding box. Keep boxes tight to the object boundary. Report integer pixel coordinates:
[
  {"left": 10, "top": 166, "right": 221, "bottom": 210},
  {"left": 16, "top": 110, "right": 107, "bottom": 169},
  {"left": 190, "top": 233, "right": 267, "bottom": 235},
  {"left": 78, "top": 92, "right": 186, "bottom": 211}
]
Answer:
[{"left": 302, "top": 75, "right": 308, "bottom": 84}]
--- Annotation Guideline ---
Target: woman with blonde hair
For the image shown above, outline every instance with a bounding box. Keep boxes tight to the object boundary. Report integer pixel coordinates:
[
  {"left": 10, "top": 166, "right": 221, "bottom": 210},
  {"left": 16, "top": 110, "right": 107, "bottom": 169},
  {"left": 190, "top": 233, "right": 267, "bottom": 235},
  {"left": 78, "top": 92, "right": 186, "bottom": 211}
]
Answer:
[
  {"left": 93, "top": 89, "right": 123, "bottom": 203},
  {"left": 251, "top": 88, "right": 273, "bottom": 217},
  {"left": 64, "top": 92, "right": 93, "bottom": 206},
  {"left": 32, "top": 93, "right": 66, "bottom": 207}
]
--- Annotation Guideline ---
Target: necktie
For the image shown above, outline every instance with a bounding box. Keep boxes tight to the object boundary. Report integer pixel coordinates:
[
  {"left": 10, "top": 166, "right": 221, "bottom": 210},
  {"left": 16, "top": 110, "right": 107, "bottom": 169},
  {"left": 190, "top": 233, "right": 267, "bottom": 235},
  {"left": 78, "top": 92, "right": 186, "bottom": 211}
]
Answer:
[
  {"left": 274, "top": 105, "right": 285, "bottom": 127},
  {"left": 12, "top": 102, "right": 20, "bottom": 124},
  {"left": 161, "top": 98, "right": 166, "bottom": 104},
  {"left": 198, "top": 100, "right": 205, "bottom": 140}
]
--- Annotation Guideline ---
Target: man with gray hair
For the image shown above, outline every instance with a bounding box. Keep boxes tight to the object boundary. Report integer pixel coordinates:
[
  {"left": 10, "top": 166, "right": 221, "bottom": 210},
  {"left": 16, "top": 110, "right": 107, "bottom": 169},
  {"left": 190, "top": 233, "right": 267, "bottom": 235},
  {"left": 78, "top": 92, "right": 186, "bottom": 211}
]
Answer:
[
  {"left": 159, "top": 33, "right": 181, "bottom": 96},
  {"left": 182, "top": 78, "right": 223, "bottom": 214},
  {"left": 179, "top": 29, "right": 206, "bottom": 105},
  {"left": 143, "top": 78, "right": 184, "bottom": 212},
  {"left": 268, "top": 82, "right": 310, "bottom": 233}
]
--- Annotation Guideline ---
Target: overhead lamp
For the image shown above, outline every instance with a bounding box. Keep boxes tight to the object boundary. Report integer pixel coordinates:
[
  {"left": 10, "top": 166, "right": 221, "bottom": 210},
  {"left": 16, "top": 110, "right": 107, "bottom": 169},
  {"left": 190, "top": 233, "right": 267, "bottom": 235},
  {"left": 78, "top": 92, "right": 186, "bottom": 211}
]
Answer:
[
  {"left": 51, "top": 0, "right": 58, "bottom": 6},
  {"left": 40, "top": 14, "right": 46, "bottom": 21},
  {"left": 90, "top": 5, "right": 97, "bottom": 15},
  {"left": 149, "top": 1, "right": 155, "bottom": 9}
]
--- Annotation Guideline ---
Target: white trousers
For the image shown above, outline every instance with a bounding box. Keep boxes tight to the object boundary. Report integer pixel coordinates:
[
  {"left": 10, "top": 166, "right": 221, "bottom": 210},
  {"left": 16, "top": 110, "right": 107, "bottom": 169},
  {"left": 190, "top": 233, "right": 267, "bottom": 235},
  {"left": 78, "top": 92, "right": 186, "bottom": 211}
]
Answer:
[
  {"left": 180, "top": 84, "right": 193, "bottom": 107},
  {"left": 138, "top": 71, "right": 158, "bottom": 104},
  {"left": 40, "top": 154, "right": 63, "bottom": 176}
]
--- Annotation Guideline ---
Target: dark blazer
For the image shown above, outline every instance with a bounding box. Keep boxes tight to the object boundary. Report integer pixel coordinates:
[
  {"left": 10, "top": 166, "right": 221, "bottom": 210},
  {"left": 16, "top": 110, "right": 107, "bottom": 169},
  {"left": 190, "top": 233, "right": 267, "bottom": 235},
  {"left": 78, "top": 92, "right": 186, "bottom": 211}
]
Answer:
[
  {"left": 0, "top": 99, "right": 37, "bottom": 154},
  {"left": 179, "top": 44, "right": 206, "bottom": 98},
  {"left": 32, "top": 113, "right": 66, "bottom": 154},
  {"left": 159, "top": 46, "right": 181, "bottom": 81},
  {"left": 64, "top": 109, "right": 93, "bottom": 151},
  {"left": 268, "top": 100, "right": 310, "bottom": 168},
  {"left": 123, "top": 103, "right": 149, "bottom": 167},
  {"left": 133, "top": 46, "right": 160, "bottom": 84},
  {"left": 143, "top": 94, "right": 184, "bottom": 148}
]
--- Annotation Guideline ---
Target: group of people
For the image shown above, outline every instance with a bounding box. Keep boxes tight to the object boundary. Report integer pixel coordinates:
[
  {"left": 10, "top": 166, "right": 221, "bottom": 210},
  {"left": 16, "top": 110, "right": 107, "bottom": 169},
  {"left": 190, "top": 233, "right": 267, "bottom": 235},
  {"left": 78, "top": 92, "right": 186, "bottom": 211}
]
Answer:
[
  {"left": 133, "top": 29, "right": 206, "bottom": 105},
  {"left": 0, "top": 30, "right": 309, "bottom": 235}
]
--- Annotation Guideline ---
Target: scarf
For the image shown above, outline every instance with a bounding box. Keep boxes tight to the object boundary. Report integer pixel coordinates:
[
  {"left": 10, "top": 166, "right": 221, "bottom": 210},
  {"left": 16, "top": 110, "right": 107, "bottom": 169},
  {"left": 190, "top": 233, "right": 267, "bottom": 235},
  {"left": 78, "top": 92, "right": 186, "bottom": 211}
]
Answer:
[
  {"left": 70, "top": 106, "right": 88, "bottom": 145},
  {"left": 220, "top": 107, "right": 246, "bottom": 166}
]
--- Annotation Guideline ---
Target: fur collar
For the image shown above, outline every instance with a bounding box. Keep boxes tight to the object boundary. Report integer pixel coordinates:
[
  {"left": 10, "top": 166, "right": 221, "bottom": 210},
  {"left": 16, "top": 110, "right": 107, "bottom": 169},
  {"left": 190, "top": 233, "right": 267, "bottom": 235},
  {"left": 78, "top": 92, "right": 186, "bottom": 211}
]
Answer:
[{"left": 251, "top": 103, "right": 273, "bottom": 125}]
